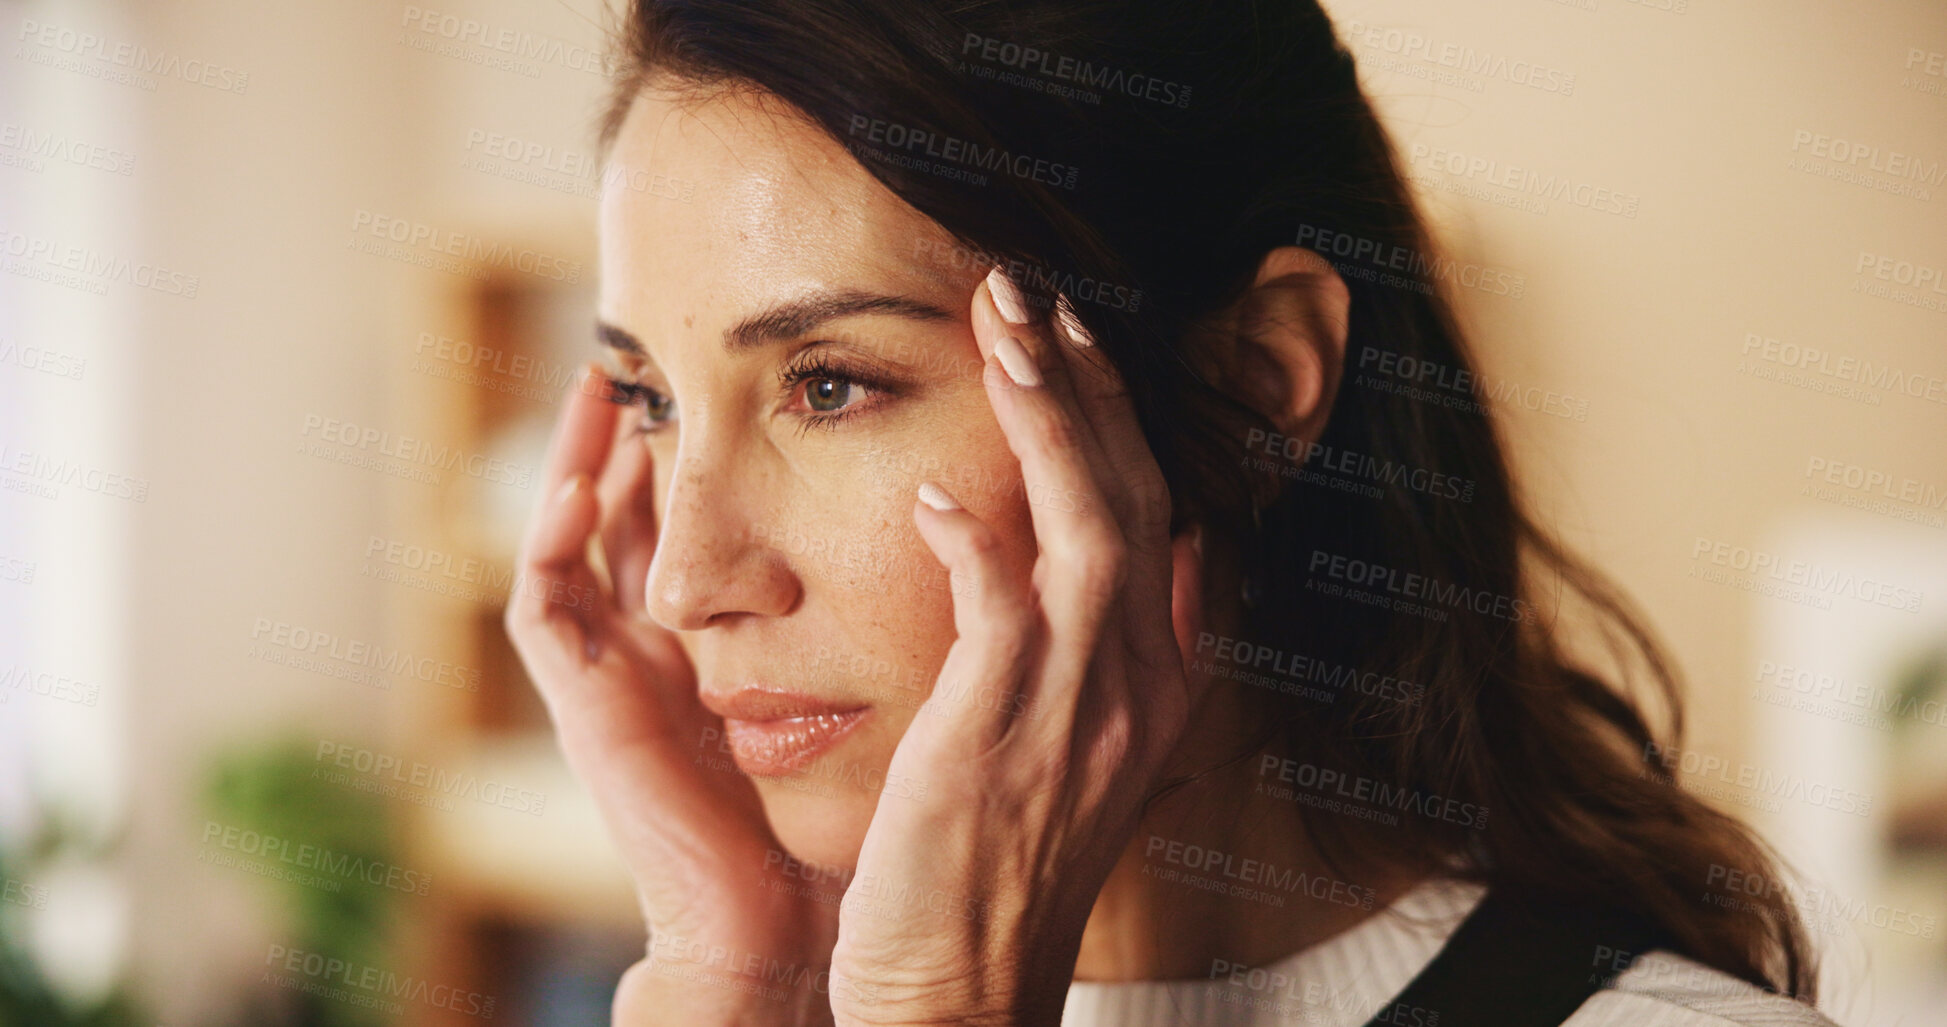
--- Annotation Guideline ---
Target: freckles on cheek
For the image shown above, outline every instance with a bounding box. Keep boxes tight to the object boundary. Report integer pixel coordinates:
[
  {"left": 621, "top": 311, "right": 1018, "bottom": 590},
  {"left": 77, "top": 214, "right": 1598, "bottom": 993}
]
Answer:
[{"left": 803, "top": 486, "right": 945, "bottom": 600}]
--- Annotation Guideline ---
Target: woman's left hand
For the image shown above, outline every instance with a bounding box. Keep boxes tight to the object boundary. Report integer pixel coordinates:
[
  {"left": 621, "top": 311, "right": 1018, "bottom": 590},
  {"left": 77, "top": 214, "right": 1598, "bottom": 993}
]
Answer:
[{"left": 827, "top": 270, "right": 1208, "bottom": 1026}]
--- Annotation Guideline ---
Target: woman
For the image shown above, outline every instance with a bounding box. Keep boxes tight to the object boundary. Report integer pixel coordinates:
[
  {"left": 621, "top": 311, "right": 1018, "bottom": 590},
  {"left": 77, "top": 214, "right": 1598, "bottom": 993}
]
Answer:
[{"left": 504, "top": 1, "right": 1841, "bottom": 1024}]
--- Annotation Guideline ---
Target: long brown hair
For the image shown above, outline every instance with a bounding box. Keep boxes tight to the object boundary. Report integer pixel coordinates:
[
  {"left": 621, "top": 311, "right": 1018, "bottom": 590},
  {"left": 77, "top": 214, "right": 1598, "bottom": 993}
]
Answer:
[{"left": 596, "top": 0, "right": 1816, "bottom": 999}]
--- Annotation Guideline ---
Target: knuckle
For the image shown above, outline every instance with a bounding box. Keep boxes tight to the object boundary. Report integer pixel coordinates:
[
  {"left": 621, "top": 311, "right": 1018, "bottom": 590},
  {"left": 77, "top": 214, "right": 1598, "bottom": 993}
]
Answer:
[
  {"left": 1096, "top": 704, "right": 1138, "bottom": 760},
  {"left": 959, "top": 519, "right": 1007, "bottom": 563},
  {"left": 1070, "top": 536, "right": 1128, "bottom": 601}
]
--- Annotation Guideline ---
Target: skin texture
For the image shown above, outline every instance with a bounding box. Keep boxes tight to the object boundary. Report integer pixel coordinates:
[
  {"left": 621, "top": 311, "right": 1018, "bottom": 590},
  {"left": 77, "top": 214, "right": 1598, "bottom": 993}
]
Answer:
[{"left": 506, "top": 79, "right": 1414, "bottom": 1026}]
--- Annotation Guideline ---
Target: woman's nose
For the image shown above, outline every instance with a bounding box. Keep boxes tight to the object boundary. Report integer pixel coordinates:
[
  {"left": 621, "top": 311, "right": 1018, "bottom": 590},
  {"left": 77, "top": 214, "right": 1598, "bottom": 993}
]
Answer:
[{"left": 642, "top": 459, "right": 799, "bottom": 631}]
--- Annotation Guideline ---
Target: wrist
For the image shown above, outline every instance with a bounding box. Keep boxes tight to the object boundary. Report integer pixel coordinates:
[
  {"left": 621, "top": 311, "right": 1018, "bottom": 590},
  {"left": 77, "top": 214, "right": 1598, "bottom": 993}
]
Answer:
[
  {"left": 616, "top": 955, "right": 839, "bottom": 1027},
  {"left": 826, "top": 954, "right": 1072, "bottom": 1027}
]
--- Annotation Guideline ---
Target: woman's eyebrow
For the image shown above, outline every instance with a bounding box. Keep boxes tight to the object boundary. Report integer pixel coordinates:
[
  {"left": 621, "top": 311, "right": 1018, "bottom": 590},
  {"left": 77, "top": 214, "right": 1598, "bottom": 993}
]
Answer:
[
  {"left": 724, "top": 289, "right": 955, "bottom": 352},
  {"left": 594, "top": 289, "right": 955, "bottom": 360},
  {"left": 596, "top": 319, "right": 646, "bottom": 357}
]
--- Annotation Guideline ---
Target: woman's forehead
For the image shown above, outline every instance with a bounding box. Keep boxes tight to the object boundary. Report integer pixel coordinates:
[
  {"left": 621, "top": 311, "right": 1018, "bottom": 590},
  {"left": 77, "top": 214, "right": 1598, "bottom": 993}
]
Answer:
[{"left": 597, "top": 86, "right": 976, "bottom": 354}]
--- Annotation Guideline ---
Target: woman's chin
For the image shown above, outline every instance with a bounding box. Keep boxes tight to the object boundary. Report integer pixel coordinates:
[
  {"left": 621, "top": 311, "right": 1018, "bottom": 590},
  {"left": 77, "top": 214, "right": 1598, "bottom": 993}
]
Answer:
[{"left": 756, "top": 780, "right": 879, "bottom": 873}]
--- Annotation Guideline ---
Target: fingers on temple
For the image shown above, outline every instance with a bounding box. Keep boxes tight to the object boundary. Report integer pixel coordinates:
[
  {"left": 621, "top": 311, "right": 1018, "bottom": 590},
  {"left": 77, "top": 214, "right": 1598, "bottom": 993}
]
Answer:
[
  {"left": 511, "top": 364, "right": 618, "bottom": 655},
  {"left": 541, "top": 362, "right": 620, "bottom": 492},
  {"left": 509, "top": 473, "right": 604, "bottom": 667},
  {"left": 599, "top": 418, "right": 660, "bottom": 616},
  {"left": 1050, "top": 295, "right": 1172, "bottom": 544},
  {"left": 974, "top": 274, "right": 1126, "bottom": 625}
]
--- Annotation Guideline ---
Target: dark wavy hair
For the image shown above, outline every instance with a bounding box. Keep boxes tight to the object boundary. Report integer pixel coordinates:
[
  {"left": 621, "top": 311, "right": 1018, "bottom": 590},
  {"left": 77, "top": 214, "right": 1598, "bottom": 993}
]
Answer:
[{"left": 594, "top": 0, "right": 1816, "bottom": 999}]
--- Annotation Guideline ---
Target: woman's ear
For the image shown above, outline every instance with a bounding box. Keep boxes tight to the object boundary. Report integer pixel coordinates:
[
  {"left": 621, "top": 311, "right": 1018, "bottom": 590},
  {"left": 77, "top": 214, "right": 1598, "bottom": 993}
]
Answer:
[{"left": 1223, "top": 246, "right": 1351, "bottom": 446}]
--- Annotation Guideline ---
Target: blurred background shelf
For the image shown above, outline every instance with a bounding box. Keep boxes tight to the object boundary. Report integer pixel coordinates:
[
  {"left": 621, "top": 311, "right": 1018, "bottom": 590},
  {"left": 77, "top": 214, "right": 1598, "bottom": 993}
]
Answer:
[{"left": 407, "top": 734, "right": 637, "bottom": 932}]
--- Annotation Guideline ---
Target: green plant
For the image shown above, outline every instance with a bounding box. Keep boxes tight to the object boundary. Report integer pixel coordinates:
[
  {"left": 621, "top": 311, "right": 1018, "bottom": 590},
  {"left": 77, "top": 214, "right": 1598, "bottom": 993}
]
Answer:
[{"left": 203, "top": 736, "right": 402, "bottom": 1027}]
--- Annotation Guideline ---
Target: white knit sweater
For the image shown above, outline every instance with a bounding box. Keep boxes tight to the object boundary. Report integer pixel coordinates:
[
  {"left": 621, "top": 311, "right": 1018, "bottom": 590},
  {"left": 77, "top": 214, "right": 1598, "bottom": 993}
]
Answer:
[{"left": 1061, "top": 878, "right": 1840, "bottom": 1026}]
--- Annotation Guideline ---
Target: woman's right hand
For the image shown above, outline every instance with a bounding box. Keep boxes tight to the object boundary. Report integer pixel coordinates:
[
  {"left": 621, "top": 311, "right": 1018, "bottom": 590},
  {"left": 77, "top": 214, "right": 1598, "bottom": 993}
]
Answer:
[{"left": 505, "top": 363, "right": 843, "bottom": 1026}]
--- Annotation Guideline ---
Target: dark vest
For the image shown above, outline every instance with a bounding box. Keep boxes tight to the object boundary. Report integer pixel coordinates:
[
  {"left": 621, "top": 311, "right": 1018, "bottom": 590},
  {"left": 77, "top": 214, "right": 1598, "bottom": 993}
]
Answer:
[{"left": 1355, "top": 889, "right": 1675, "bottom": 1027}]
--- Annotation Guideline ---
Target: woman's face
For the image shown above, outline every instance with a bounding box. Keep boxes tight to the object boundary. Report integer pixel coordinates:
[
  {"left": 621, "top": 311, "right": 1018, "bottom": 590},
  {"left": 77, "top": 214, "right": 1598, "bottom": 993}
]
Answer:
[{"left": 597, "top": 84, "right": 1036, "bottom": 871}]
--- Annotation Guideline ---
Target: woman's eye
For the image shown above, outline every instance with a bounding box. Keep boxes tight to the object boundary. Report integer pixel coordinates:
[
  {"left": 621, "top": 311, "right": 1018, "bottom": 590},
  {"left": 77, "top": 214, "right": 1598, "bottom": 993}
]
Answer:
[
  {"left": 803, "top": 377, "right": 857, "bottom": 413},
  {"left": 643, "top": 389, "right": 676, "bottom": 424},
  {"left": 780, "top": 357, "right": 897, "bottom": 431},
  {"left": 617, "top": 381, "right": 676, "bottom": 433}
]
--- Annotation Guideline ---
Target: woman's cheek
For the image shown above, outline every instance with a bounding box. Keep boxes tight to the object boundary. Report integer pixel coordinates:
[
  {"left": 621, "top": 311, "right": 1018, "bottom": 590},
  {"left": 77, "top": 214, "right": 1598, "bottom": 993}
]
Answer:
[{"left": 804, "top": 446, "right": 985, "bottom": 697}]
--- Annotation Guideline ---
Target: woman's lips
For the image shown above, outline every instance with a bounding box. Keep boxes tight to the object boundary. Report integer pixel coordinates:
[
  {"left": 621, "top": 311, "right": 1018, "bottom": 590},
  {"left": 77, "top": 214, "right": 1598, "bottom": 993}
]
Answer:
[
  {"left": 702, "top": 687, "right": 870, "bottom": 777},
  {"left": 722, "top": 709, "right": 868, "bottom": 776}
]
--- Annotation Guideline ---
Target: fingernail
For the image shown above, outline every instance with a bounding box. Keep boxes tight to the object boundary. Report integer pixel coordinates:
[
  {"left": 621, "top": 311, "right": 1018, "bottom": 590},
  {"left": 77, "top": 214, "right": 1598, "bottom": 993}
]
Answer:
[
  {"left": 555, "top": 474, "right": 588, "bottom": 506},
  {"left": 1190, "top": 524, "right": 1204, "bottom": 558},
  {"left": 986, "top": 266, "right": 1032, "bottom": 324},
  {"left": 993, "top": 335, "right": 1042, "bottom": 388},
  {"left": 917, "top": 481, "right": 960, "bottom": 511}
]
